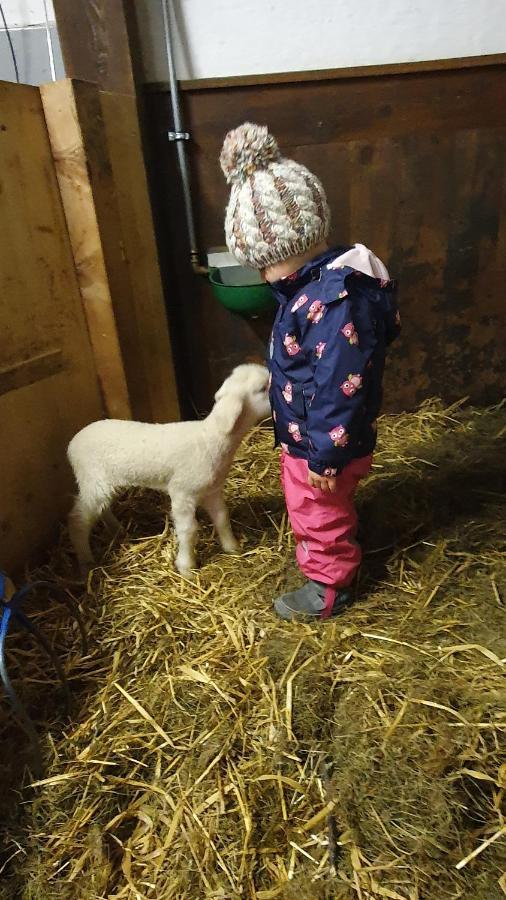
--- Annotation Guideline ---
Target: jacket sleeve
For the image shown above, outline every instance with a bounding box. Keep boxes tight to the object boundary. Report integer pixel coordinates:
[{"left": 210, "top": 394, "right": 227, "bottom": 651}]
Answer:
[{"left": 306, "top": 288, "right": 378, "bottom": 476}]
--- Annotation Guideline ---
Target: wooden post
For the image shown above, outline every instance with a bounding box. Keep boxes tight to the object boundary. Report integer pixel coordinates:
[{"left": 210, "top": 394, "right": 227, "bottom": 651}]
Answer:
[
  {"left": 52, "top": 0, "right": 181, "bottom": 424},
  {"left": 41, "top": 80, "right": 131, "bottom": 420},
  {"left": 51, "top": 0, "right": 139, "bottom": 94},
  {"left": 98, "top": 88, "right": 183, "bottom": 423}
]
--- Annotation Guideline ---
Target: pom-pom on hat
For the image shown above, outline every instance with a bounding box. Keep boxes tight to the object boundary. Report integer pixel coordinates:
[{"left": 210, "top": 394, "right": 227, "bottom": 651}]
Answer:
[{"left": 220, "top": 122, "right": 330, "bottom": 270}]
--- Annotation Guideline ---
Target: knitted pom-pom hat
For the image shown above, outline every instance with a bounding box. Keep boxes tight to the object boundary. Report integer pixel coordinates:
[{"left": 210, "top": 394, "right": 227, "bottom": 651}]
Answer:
[{"left": 220, "top": 122, "right": 330, "bottom": 269}]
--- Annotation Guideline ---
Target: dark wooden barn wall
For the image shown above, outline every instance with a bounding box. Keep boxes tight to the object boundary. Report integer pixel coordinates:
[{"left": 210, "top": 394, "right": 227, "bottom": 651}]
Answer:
[{"left": 144, "top": 58, "right": 506, "bottom": 416}]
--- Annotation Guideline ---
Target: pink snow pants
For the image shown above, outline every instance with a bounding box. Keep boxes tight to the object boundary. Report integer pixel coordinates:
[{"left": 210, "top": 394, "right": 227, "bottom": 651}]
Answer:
[{"left": 280, "top": 452, "right": 373, "bottom": 589}]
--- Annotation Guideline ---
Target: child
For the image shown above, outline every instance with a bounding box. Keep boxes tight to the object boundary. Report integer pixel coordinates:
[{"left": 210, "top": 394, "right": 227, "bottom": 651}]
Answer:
[{"left": 220, "top": 123, "right": 400, "bottom": 621}]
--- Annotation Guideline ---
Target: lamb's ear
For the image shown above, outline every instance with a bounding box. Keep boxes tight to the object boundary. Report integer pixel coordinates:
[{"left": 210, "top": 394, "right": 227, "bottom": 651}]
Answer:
[{"left": 213, "top": 392, "right": 244, "bottom": 434}]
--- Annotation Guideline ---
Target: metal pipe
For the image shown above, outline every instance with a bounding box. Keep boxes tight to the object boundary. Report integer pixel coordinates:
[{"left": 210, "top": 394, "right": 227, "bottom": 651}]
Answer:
[{"left": 161, "top": 0, "right": 208, "bottom": 275}]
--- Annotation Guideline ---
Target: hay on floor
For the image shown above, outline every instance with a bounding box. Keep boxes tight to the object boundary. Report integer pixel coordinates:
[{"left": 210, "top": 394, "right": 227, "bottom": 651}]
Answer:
[{"left": 0, "top": 400, "right": 505, "bottom": 900}]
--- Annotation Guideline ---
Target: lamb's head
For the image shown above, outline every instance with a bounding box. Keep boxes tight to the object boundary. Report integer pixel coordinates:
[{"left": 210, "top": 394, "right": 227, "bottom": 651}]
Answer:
[{"left": 212, "top": 364, "right": 271, "bottom": 434}]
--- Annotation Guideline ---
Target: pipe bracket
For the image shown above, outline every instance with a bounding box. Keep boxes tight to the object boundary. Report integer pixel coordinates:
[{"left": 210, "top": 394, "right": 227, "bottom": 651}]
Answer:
[{"left": 168, "top": 130, "right": 191, "bottom": 142}]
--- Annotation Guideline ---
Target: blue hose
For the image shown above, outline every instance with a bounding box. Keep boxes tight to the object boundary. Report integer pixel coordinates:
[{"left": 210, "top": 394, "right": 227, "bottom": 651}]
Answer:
[
  {"left": 0, "top": 604, "right": 43, "bottom": 774},
  {"left": 0, "top": 573, "right": 88, "bottom": 776}
]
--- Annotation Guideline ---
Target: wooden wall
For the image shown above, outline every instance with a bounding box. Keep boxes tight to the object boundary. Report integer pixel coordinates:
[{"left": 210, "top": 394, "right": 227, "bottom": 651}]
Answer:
[
  {"left": 52, "top": 0, "right": 181, "bottom": 423},
  {"left": 41, "top": 80, "right": 132, "bottom": 421},
  {"left": 144, "top": 56, "right": 506, "bottom": 414},
  {"left": 0, "top": 81, "right": 104, "bottom": 573}
]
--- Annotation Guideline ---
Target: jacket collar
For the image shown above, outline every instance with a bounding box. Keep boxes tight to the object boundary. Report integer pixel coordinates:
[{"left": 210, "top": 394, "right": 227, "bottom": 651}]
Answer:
[{"left": 269, "top": 245, "right": 351, "bottom": 302}]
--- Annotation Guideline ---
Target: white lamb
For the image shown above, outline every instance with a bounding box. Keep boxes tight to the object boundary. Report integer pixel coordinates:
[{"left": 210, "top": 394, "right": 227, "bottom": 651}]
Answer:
[{"left": 67, "top": 363, "right": 270, "bottom": 577}]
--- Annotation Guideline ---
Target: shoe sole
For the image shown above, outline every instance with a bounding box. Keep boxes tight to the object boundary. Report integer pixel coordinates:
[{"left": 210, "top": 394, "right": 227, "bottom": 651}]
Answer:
[{"left": 274, "top": 593, "right": 353, "bottom": 622}]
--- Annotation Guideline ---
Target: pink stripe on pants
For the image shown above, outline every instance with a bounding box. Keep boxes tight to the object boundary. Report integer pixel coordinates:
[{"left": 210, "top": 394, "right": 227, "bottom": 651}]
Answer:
[{"left": 280, "top": 452, "right": 372, "bottom": 588}]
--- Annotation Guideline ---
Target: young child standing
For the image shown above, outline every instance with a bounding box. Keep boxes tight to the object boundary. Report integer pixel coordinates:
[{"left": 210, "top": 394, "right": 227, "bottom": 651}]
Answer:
[{"left": 220, "top": 123, "right": 400, "bottom": 621}]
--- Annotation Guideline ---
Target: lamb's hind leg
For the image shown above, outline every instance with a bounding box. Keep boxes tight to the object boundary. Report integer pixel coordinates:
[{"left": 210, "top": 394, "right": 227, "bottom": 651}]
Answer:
[
  {"left": 203, "top": 491, "right": 239, "bottom": 554},
  {"left": 68, "top": 492, "right": 111, "bottom": 578}
]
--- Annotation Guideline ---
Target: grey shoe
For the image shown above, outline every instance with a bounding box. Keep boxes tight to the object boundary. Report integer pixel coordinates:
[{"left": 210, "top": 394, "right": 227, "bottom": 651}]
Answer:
[{"left": 274, "top": 580, "right": 353, "bottom": 621}]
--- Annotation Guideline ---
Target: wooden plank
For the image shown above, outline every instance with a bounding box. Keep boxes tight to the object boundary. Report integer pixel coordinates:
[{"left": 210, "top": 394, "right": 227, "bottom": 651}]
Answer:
[
  {"left": 41, "top": 79, "right": 180, "bottom": 423},
  {"left": 41, "top": 79, "right": 132, "bottom": 421},
  {"left": 100, "top": 89, "right": 180, "bottom": 422},
  {"left": 64, "top": 80, "right": 175, "bottom": 421},
  {"left": 51, "top": 0, "right": 136, "bottom": 94},
  {"left": 0, "top": 349, "right": 64, "bottom": 396},
  {"left": 0, "top": 81, "right": 103, "bottom": 572},
  {"left": 51, "top": 0, "right": 181, "bottom": 423},
  {"left": 171, "top": 52, "right": 506, "bottom": 92},
  {"left": 181, "top": 66, "right": 506, "bottom": 161}
]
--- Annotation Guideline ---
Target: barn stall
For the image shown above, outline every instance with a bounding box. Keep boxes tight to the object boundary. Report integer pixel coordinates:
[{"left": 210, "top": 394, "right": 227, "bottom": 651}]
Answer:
[{"left": 0, "top": 1, "right": 505, "bottom": 898}]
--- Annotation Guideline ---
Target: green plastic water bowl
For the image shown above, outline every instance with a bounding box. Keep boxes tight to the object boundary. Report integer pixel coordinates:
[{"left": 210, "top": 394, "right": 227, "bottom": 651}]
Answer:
[{"left": 208, "top": 268, "right": 275, "bottom": 316}]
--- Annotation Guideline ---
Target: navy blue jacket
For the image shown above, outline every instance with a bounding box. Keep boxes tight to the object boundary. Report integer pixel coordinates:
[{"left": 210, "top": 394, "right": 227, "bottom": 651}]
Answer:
[{"left": 268, "top": 247, "right": 400, "bottom": 476}]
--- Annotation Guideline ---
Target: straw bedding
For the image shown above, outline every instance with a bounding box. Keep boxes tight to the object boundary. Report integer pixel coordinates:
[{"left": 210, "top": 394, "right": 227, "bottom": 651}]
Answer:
[{"left": 0, "top": 400, "right": 505, "bottom": 899}]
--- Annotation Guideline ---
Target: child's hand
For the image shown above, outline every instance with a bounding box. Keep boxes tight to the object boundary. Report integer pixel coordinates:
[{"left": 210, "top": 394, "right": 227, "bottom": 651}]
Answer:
[{"left": 308, "top": 469, "right": 338, "bottom": 494}]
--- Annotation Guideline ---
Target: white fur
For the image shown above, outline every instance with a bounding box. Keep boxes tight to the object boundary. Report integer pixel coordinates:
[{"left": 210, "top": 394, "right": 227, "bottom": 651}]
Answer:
[{"left": 67, "top": 364, "right": 270, "bottom": 578}]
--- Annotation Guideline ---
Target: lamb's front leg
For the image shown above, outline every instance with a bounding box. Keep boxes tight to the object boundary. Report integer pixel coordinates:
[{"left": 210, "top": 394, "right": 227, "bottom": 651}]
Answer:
[
  {"left": 171, "top": 494, "right": 198, "bottom": 576},
  {"left": 203, "top": 491, "right": 239, "bottom": 554},
  {"left": 102, "top": 507, "right": 124, "bottom": 536}
]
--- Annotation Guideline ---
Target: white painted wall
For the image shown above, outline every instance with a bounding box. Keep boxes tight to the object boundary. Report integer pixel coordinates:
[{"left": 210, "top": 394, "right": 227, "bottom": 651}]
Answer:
[
  {"left": 135, "top": 0, "right": 506, "bottom": 82},
  {"left": 1, "top": 0, "right": 55, "bottom": 27},
  {"left": 0, "top": 1, "right": 62, "bottom": 84}
]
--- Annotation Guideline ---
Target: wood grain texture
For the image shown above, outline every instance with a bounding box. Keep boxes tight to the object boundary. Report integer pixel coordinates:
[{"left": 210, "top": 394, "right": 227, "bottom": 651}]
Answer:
[
  {"left": 52, "top": 2, "right": 180, "bottom": 422},
  {"left": 100, "top": 89, "right": 181, "bottom": 422},
  {"left": 144, "top": 60, "right": 506, "bottom": 413},
  {"left": 0, "top": 81, "right": 103, "bottom": 572},
  {"left": 52, "top": 0, "right": 136, "bottom": 94},
  {"left": 44, "top": 79, "right": 180, "bottom": 422},
  {"left": 0, "top": 349, "right": 64, "bottom": 396},
  {"left": 41, "top": 79, "right": 131, "bottom": 420}
]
